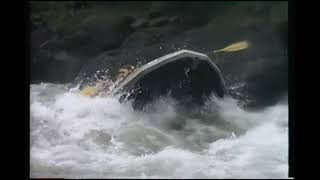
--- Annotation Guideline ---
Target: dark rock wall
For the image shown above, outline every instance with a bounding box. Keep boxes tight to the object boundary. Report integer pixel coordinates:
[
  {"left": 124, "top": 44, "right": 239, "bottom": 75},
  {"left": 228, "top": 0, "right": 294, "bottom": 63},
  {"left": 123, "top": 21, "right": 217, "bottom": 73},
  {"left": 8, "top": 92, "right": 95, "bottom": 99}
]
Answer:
[{"left": 30, "top": 1, "right": 288, "bottom": 108}]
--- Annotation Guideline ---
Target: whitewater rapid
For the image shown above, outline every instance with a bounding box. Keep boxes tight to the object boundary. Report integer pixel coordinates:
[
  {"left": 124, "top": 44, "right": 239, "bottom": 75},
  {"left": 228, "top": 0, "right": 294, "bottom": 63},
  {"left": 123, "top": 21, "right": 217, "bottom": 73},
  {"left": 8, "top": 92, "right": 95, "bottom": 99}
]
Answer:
[{"left": 30, "top": 83, "right": 288, "bottom": 178}]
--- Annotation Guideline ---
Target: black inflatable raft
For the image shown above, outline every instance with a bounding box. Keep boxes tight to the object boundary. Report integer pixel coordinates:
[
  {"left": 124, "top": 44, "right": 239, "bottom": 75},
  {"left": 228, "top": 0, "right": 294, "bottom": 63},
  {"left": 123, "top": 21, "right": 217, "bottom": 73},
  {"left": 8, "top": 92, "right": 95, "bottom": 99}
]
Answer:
[{"left": 112, "top": 50, "right": 226, "bottom": 110}]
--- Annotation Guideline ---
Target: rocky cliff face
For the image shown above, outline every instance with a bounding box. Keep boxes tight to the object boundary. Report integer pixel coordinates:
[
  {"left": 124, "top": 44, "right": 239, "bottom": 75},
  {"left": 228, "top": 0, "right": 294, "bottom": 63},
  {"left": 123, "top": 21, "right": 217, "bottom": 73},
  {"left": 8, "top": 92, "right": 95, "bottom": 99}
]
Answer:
[{"left": 30, "top": 1, "right": 288, "bottom": 108}]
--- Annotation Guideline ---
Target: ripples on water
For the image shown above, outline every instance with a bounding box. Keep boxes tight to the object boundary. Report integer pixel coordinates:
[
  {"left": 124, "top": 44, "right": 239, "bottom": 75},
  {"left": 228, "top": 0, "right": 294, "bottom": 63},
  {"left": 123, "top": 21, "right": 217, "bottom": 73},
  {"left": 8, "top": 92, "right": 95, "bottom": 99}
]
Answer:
[{"left": 30, "top": 83, "right": 288, "bottom": 178}]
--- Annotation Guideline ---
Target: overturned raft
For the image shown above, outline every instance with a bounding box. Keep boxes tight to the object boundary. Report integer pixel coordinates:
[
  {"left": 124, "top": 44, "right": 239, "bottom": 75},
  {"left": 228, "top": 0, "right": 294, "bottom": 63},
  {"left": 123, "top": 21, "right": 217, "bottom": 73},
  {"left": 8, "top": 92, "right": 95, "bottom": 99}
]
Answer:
[{"left": 113, "top": 50, "right": 227, "bottom": 109}]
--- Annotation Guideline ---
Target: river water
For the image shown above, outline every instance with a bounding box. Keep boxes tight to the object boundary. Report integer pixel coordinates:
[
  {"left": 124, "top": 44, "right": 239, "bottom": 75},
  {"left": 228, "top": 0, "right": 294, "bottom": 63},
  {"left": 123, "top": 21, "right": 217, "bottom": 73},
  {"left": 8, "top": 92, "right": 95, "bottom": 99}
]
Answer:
[{"left": 30, "top": 82, "right": 288, "bottom": 178}]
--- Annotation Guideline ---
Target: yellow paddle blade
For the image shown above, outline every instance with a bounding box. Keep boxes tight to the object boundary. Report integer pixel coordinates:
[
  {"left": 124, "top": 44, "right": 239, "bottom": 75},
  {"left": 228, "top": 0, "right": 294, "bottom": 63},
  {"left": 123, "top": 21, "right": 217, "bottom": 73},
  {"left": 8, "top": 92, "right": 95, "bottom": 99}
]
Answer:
[
  {"left": 80, "top": 86, "right": 97, "bottom": 97},
  {"left": 214, "top": 41, "right": 249, "bottom": 53}
]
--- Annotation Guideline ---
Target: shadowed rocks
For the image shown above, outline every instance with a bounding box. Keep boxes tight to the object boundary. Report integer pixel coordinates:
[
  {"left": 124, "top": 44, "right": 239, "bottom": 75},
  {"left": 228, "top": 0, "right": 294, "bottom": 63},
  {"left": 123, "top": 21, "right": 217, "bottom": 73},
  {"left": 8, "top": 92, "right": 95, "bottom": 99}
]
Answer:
[{"left": 31, "top": 2, "right": 288, "bottom": 109}]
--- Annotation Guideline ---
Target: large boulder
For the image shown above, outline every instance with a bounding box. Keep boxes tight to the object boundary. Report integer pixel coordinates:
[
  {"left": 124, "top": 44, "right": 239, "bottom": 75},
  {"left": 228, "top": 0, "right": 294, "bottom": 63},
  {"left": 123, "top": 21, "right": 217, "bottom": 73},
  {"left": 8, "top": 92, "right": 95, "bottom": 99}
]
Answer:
[
  {"left": 31, "top": 14, "right": 135, "bottom": 83},
  {"left": 121, "top": 23, "right": 189, "bottom": 50},
  {"left": 47, "top": 15, "right": 135, "bottom": 57},
  {"left": 73, "top": 2, "right": 288, "bottom": 109},
  {"left": 130, "top": 18, "right": 148, "bottom": 30},
  {"left": 31, "top": 50, "right": 84, "bottom": 83},
  {"left": 148, "top": 16, "right": 169, "bottom": 27},
  {"left": 31, "top": 2, "right": 288, "bottom": 110}
]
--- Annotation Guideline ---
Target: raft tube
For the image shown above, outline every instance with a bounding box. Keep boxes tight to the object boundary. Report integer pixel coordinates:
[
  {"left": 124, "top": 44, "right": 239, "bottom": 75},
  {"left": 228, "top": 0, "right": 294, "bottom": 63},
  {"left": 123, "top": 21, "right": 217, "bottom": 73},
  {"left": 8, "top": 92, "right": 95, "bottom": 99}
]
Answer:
[{"left": 112, "top": 49, "right": 226, "bottom": 110}]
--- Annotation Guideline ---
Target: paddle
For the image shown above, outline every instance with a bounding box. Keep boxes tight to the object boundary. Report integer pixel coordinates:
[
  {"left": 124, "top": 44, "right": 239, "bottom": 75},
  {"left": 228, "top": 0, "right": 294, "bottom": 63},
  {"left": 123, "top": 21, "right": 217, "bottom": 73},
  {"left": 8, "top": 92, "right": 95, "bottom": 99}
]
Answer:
[{"left": 213, "top": 41, "right": 250, "bottom": 53}]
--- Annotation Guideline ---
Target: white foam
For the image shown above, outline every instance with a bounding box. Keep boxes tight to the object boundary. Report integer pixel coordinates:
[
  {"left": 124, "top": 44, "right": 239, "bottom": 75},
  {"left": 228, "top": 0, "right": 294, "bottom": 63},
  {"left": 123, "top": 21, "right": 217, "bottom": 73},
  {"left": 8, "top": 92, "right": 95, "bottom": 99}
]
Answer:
[{"left": 30, "top": 83, "right": 288, "bottom": 178}]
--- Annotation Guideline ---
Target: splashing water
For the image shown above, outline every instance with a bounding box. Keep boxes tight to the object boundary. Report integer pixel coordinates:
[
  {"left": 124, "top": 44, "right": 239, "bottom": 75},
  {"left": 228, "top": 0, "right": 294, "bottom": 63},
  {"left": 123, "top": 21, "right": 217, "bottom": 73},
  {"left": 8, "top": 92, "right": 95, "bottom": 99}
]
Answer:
[{"left": 30, "top": 83, "right": 288, "bottom": 178}]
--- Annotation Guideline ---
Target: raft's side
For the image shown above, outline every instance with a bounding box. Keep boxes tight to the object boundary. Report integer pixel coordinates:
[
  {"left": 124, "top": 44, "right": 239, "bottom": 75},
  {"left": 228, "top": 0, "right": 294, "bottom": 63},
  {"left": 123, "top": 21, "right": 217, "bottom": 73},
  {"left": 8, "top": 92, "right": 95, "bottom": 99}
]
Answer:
[{"left": 113, "top": 49, "right": 226, "bottom": 96}]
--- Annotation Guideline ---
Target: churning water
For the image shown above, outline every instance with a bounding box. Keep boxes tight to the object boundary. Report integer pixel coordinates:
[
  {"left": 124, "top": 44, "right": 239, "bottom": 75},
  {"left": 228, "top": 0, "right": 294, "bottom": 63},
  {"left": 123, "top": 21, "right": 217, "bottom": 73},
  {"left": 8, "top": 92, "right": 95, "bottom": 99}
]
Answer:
[{"left": 30, "top": 83, "right": 288, "bottom": 178}]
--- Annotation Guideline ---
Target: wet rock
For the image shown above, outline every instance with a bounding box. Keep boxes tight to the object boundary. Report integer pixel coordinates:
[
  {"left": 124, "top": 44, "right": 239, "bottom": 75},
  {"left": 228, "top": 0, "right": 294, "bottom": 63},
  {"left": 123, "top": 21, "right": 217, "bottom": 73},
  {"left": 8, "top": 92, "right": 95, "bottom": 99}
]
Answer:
[
  {"left": 38, "top": 38, "right": 65, "bottom": 52},
  {"left": 169, "top": 16, "right": 182, "bottom": 24},
  {"left": 31, "top": 15, "right": 135, "bottom": 83},
  {"left": 148, "top": 16, "right": 169, "bottom": 27},
  {"left": 121, "top": 24, "right": 188, "bottom": 50},
  {"left": 148, "top": 11, "right": 162, "bottom": 19},
  {"left": 105, "top": 49, "right": 122, "bottom": 56},
  {"left": 31, "top": 24, "right": 56, "bottom": 58},
  {"left": 63, "top": 16, "right": 133, "bottom": 57},
  {"left": 130, "top": 18, "right": 148, "bottom": 29},
  {"left": 31, "top": 1, "right": 288, "bottom": 106},
  {"left": 122, "top": 15, "right": 136, "bottom": 24},
  {"left": 37, "top": 15, "right": 134, "bottom": 57},
  {"left": 31, "top": 50, "right": 84, "bottom": 83},
  {"left": 121, "top": 31, "right": 155, "bottom": 49}
]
